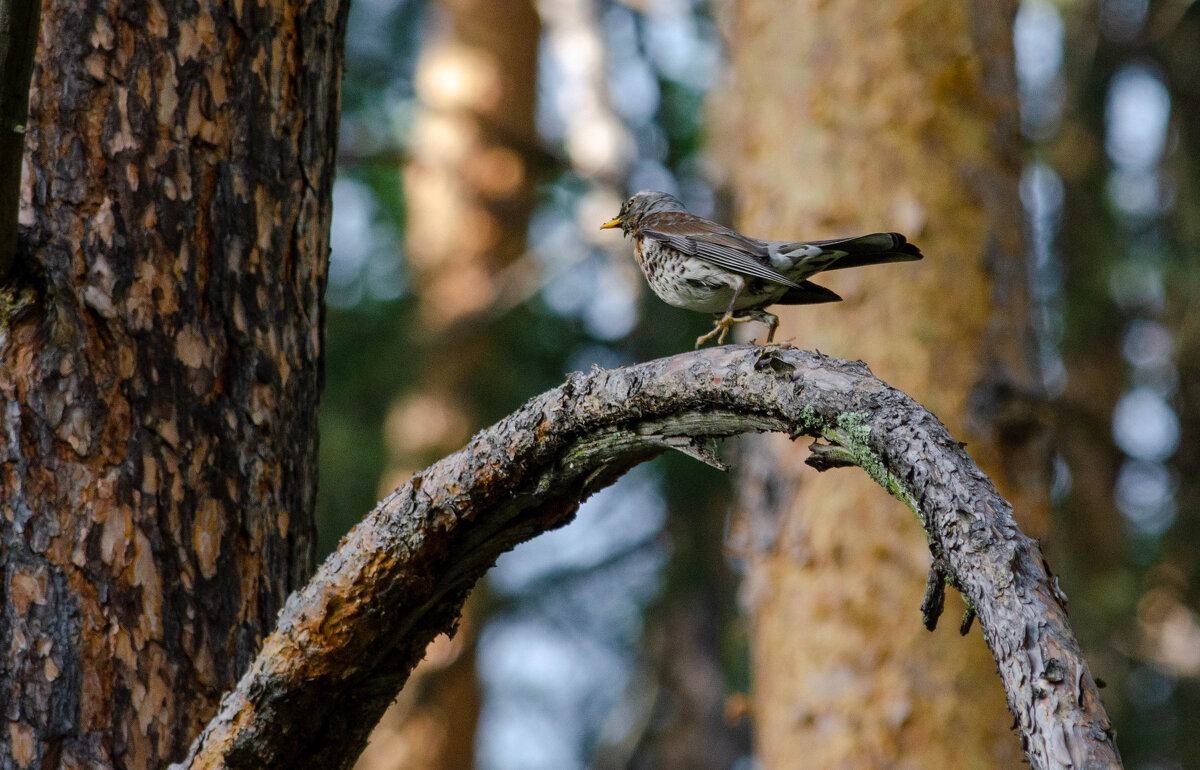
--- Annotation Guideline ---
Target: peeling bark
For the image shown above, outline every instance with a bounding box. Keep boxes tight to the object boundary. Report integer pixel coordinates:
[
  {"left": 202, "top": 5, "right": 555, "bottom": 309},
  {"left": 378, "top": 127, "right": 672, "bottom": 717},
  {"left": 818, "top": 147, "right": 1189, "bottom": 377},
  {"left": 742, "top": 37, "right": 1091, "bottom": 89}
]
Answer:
[
  {"left": 176, "top": 346, "right": 1118, "bottom": 770},
  {"left": 1, "top": 1, "right": 348, "bottom": 766}
]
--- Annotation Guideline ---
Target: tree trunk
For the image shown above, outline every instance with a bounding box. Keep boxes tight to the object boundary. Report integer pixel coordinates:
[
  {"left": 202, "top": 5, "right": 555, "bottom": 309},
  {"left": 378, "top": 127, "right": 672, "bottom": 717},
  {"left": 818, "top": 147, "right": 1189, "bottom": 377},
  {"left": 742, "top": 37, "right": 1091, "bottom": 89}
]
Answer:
[
  {"left": 403, "top": 0, "right": 540, "bottom": 330},
  {"left": 353, "top": 1, "right": 541, "bottom": 766},
  {"left": 0, "top": 1, "right": 347, "bottom": 766},
  {"left": 711, "top": 1, "right": 1051, "bottom": 765}
]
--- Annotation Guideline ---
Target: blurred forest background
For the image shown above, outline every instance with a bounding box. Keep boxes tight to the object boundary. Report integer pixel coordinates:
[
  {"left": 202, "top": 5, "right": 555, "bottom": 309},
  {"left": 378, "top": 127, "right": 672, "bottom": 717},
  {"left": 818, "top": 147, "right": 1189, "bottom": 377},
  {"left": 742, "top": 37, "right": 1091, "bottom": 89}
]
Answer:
[{"left": 318, "top": 0, "right": 1200, "bottom": 767}]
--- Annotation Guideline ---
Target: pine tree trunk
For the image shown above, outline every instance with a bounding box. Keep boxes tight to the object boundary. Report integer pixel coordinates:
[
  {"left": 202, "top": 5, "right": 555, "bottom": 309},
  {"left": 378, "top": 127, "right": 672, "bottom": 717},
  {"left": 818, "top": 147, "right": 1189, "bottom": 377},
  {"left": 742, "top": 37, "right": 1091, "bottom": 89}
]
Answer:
[
  {"left": 403, "top": 0, "right": 540, "bottom": 329},
  {"left": 0, "top": 1, "right": 347, "bottom": 766},
  {"left": 711, "top": 1, "right": 1049, "bottom": 765},
  {"left": 354, "top": 1, "right": 541, "bottom": 766}
]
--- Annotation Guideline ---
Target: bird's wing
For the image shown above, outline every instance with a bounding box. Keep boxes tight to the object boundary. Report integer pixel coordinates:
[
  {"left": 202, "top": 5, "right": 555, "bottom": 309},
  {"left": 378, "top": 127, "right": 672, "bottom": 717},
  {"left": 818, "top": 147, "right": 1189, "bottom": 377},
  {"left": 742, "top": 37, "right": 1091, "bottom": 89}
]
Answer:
[{"left": 640, "top": 212, "right": 801, "bottom": 289}]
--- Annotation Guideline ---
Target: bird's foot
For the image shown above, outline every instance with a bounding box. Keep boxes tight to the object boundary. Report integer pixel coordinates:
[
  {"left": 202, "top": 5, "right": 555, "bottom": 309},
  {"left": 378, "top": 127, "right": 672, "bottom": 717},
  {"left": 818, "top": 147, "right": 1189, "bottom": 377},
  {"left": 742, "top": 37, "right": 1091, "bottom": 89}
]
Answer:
[{"left": 695, "top": 312, "right": 754, "bottom": 349}]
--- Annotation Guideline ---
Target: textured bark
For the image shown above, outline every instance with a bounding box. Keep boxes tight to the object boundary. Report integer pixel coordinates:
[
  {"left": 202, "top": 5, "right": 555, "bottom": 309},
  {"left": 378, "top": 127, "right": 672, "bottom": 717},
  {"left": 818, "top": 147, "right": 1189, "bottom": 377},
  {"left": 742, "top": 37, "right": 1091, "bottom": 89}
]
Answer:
[
  {"left": 710, "top": 0, "right": 1052, "bottom": 765},
  {"left": 0, "top": 0, "right": 41, "bottom": 276},
  {"left": 175, "top": 346, "right": 1116, "bottom": 770},
  {"left": 0, "top": 1, "right": 347, "bottom": 767}
]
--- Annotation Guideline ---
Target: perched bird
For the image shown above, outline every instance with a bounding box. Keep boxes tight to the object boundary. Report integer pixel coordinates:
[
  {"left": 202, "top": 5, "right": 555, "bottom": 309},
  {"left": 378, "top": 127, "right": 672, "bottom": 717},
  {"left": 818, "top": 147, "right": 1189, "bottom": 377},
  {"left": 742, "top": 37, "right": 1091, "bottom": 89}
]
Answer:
[{"left": 601, "top": 191, "right": 923, "bottom": 348}]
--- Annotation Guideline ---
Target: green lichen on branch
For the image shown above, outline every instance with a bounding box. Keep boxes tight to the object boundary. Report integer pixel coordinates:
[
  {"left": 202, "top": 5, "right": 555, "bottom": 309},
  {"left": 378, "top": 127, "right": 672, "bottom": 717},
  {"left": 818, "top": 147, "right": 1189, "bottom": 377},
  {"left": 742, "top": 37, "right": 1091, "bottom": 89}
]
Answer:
[
  {"left": 794, "top": 404, "right": 825, "bottom": 436},
  {"left": 819, "top": 411, "right": 924, "bottom": 525}
]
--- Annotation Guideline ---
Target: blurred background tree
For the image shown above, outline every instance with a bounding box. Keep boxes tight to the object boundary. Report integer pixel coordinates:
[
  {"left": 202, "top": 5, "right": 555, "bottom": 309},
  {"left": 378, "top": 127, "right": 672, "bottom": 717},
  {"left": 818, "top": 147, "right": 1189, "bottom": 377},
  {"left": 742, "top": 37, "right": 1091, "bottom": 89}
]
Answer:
[
  {"left": 711, "top": 0, "right": 1041, "bottom": 765},
  {"left": 321, "top": 0, "right": 1200, "bottom": 767}
]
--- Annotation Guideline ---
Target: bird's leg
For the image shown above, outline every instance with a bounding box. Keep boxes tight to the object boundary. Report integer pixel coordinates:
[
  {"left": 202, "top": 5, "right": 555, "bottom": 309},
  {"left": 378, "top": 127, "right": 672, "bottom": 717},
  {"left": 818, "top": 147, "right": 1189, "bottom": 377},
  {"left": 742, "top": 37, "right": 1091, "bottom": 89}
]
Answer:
[
  {"left": 695, "top": 280, "right": 749, "bottom": 349},
  {"left": 748, "top": 310, "right": 797, "bottom": 367},
  {"left": 758, "top": 315, "right": 795, "bottom": 349},
  {"left": 762, "top": 311, "right": 780, "bottom": 343},
  {"left": 718, "top": 308, "right": 790, "bottom": 348}
]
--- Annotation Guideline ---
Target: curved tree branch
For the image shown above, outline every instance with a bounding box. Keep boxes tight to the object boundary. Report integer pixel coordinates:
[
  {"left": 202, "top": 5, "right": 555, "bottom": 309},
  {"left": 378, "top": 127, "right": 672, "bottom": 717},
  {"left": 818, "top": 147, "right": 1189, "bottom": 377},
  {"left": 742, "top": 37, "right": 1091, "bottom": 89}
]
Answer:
[{"left": 175, "top": 346, "right": 1120, "bottom": 770}]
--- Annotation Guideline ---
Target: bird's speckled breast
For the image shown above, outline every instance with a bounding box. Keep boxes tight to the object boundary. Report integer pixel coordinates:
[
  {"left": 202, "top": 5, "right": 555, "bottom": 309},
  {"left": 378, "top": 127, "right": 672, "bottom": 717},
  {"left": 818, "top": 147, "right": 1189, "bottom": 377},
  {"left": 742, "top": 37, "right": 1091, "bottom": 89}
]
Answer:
[{"left": 635, "top": 238, "right": 787, "bottom": 314}]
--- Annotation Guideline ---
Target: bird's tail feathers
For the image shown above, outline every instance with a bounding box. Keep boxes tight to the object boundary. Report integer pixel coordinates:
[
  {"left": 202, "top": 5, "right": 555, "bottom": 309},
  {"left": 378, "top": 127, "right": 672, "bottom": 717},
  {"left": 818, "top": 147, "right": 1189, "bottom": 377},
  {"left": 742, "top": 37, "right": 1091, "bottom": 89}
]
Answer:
[
  {"left": 798, "top": 232, "right": 923, "bottom": 271},
  {"left": 774, "top": 280, "right": 843, "bottom": 305}
]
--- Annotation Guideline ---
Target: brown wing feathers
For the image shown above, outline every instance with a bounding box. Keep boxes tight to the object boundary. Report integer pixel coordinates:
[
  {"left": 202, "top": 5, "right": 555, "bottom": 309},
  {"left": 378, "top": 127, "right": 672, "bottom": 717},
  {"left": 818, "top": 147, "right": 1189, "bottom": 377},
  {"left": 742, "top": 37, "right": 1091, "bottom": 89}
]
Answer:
[{"left": 640, "top": 212, "right": 801, "bottom": 288}]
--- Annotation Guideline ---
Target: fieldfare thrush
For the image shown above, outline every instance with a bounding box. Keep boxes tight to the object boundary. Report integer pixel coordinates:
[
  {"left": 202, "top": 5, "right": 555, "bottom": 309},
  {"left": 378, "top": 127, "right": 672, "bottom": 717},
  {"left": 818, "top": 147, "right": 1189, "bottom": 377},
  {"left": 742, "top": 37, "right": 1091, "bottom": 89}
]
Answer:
[{"left": 601, "top": 191, "right": 923, "bottom": 349}]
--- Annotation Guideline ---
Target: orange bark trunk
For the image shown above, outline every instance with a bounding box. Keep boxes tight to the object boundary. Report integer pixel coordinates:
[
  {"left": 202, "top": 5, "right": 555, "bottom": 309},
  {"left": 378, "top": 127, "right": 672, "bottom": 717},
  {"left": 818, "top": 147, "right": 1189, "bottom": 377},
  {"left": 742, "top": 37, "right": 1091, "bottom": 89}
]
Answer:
[
  {"left": 0, "top": 1, "right": 347, "bottom": 766},
  {"left": 711, "top": 1, "right": 1050, "bottom": 765}
]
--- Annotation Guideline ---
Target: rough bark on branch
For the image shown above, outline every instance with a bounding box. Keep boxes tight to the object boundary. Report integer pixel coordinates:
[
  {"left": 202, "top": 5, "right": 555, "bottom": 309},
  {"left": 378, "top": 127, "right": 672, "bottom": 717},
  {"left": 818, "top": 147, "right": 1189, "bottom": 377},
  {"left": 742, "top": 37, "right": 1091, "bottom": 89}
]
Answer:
[{"left": 176, "top": 346, "right": 1120, "bottom": 770}]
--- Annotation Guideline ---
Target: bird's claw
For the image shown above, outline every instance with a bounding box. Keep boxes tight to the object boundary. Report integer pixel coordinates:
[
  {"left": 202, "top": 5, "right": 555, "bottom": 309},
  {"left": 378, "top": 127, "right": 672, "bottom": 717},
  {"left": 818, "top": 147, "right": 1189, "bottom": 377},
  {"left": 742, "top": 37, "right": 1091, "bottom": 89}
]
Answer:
[
  {"left": 695, "top": 312, "right": 750, "bottom": 349},
  {"left": 696, "top": 308, "right": 789, "bottom": 349}
]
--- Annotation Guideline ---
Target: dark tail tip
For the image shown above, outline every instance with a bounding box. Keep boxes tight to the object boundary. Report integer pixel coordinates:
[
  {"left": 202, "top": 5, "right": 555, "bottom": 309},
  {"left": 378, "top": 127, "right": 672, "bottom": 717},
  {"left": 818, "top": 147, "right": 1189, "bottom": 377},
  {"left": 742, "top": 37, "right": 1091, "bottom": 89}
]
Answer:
[
  {"left": 860, "top": 232, "right": 922, "bottom": 259},
  {"left": 888, "top": 233, "right": 923, "bottom": 259},
  {"left": 819, "top": 232, "right": 923, "bottom": 270},
  {"left": 776, "top": 280, "right": 843, "bottom": 305}
]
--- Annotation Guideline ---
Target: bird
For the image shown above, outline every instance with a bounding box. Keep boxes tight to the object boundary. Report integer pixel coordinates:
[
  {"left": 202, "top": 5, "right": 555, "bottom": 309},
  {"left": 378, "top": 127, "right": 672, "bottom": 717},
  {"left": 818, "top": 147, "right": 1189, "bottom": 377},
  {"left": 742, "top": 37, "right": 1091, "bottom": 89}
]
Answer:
[{"left": 601, "top": 191, "right": 923, "bottom": 349}]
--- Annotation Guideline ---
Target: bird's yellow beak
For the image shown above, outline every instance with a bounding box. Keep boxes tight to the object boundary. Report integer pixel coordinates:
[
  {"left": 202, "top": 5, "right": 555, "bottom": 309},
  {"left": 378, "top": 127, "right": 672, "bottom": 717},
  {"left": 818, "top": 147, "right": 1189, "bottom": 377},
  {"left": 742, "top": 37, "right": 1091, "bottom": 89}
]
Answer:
[{"left": 600, "top": 217, "right": 622, "bottom": 230}]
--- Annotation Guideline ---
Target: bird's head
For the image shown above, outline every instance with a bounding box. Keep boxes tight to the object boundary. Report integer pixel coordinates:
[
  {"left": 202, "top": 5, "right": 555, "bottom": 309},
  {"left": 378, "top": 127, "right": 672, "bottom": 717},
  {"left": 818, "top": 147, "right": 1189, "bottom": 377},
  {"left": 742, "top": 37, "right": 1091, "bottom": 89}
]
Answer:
[{"left": 600, "top": 190, "right": 686, "bottom": 235}]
